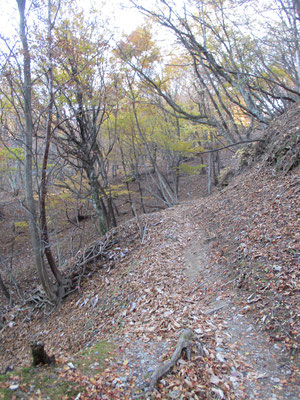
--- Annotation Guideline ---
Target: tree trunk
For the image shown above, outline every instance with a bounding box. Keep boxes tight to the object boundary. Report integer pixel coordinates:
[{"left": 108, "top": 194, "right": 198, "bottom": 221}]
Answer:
[
  {"left": 0, "top": 273, "right": 10, "bottom": 301},
  {"left": 293, "top": 0, "right": 300, "bottom": 19},
  {"left": 16, "top": 0, "right": 56, "bottom": 301},
  {"left": 87, "top": 168, "right": 107, "bottom": 234},
  {"left": 107, "top": 196, "right": 117, "bottom": 229},
  {"left": 207, "top": 152, "right": 212, "bottom": 195},
  {"left": 40, "top": 0, "right": 64, "bottom": 292}
]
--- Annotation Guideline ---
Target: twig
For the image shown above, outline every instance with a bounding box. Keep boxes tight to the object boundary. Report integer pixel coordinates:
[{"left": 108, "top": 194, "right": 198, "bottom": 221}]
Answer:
[
  {"left": 204, "top": 303, "right": 228, "bottom": 314},
  {"left": 189, "top": 282, "right": 202, "bottom": 295},
  {"left": 141, "top": 219, "right": 149, "bottom": 244},
  {"left": 195, "top": 139, "right": 263, "bottom": 155},
  {"left": 0, "top": 324, "right": 8, "bottom": 335},
  {"left": 220, "top": 277, "right": 237, "bottom": 288}
]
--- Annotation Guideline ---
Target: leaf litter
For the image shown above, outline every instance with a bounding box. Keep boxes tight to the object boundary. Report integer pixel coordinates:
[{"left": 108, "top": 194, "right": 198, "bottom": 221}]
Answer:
[{"left": 0, "top": 156, "right": 299, "bottom": 399}]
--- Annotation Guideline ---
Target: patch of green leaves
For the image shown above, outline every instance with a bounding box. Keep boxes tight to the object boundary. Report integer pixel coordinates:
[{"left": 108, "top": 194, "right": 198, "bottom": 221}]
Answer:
[
  {"left": 0, "top": 365, "right": 83, "bottom": 399},
  {"left": 74, "top": 340, "right": 115, "bottom": 376}
]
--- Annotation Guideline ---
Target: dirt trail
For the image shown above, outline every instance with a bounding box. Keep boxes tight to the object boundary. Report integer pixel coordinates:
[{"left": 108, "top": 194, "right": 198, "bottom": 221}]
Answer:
[
  {"left": 90, "top": 201, "right": 299, "bottom": 399},
  {"left": 1, "top": 194, "right": 298, "bottom": 399},
  {"left": 184, "top": 232, "right": 299, "bottom": 400}
]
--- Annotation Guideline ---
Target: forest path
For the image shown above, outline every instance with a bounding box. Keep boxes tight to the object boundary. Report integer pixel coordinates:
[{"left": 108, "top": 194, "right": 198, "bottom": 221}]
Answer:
[
  {"left": 92, "top": 196, "right": 299, "bottom": 399},
  {"left": 184, "top": 227, "right": 299, "bottom": 400},
  {"left": 1, "top": 188, "right": 298, "bottom": 400},
  {"left": 91, "top": 197, "right": 298, "bottom": 399}
]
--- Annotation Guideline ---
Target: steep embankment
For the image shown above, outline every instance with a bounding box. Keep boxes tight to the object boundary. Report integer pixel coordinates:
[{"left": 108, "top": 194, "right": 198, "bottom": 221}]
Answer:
[{"left": 0, "top": 104, "right": 299, "bottom": 399}]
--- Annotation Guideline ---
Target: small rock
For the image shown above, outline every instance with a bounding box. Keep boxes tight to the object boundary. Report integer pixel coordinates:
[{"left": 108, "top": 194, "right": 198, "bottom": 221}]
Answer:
[
  {"left": 120, "top": 376, "right": 128, "bottom": 383},
  {"left": 9, "top": 384, "right": 19, "bottom": 391},
  {"left": 271, "top": 377, "right": 281, "bottom": 383},
  {"left": 285, "top": 370, "right": 292, "bottom": 375},
  {"left": 168, "top": 390, "right": 180, "bottom": 399},
  {"left": 67, "top": 362, "right": 75, "bottom": 370},
  {"left": 90, "top": 295, "right": 99, "bottom": 308},
  {"left": 216, "top": 353, "right": 226, "bottom": 363},
  {"left": 112, "top": 378, "right": 119, "bottom": 387},
  {"left": 273, "top": 265, "right": 282, "bottom": 272}
]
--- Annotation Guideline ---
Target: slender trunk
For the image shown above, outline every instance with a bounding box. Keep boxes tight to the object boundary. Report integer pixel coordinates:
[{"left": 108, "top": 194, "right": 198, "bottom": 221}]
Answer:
[
  {"left": 137, "top": 180, "right": 146, "bottom": 213},
  {"left": 207, "top": 153, "right": 212, "bottom": 195},
  {"left": 215, "top": 150, "right": 221, "bottom": 175},
  {"left": 88, "top": 168, "right": 107, "bottom": 234},
  {"left": 293, "top": 0, "right": 300, "bottom": 19},
  {"left": 40, "top": 0, "right": 64, "bottom": 288},
  {"left": 132, "top": 99, "right": 177, "bottom": 206},
  {"left": 118, "top": 136, "right": 135, "bottom": 216},
  {"left": 107, "top": 196, "right": 117, "bottom": 228},
  {"left": 0, "top": 273, "right": 10, "bottom": 301},
  {"left": 16, "top": 0, "right": 56, "bottom": 301},
  {"left": 174, "top": 158, "right": 181, "bottom": 196}
]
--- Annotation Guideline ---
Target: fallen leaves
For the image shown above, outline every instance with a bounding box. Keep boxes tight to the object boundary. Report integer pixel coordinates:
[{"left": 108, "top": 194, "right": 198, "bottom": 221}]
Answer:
[{"left": 1, "top": 146, "right": 299, "bottom": 399}]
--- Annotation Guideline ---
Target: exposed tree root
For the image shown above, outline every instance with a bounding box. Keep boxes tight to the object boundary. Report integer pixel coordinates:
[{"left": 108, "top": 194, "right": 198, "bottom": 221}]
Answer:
[{"left": 148, "top": 329, "right": 195, "bottom": 393}]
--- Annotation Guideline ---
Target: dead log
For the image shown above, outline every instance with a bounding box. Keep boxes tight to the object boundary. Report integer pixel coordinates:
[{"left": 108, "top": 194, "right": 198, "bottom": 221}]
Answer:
[
  {"left": 148, "top": 329, "right": 194, "bottom": 392},
  {"left": 30, "top": 341, "right": 55, "bottom": 366}
]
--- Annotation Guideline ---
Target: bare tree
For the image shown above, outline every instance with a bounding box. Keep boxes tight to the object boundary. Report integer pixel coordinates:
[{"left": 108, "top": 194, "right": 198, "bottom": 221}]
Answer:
[
  {"left": 53, "top": 14, "right": 117, "bottom": 233},
  {"left": 16, "top": 0, "right": 59, "bottom": 301},
  {"left": 0, "top": 271, "right": 10, "bottom": 301},
  {"left": 128, "top": 0, "right": 299, "bottom": 142}
]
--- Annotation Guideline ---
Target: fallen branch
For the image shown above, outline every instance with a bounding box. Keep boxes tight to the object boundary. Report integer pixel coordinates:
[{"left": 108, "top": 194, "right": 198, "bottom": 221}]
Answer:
[
  {"left": 26, "top": 232, "right": 120, "bottom": 310},
  {"left": 141, "top": 219, "right": 149, "bottom": 244},
  {"left": 148, "top": 329, "right": 194, "bottom": 392},
  {"left": 189, "top": 282, "right": 202, "bottom": 295},
  {"left": 204, "top": 303, "right": 228, "bottom": 314}
]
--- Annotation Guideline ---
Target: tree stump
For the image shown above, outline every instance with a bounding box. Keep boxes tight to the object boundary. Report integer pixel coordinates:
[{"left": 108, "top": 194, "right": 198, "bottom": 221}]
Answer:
[{"left": 30, "top": 341, "right": 55, "bottom": 366}]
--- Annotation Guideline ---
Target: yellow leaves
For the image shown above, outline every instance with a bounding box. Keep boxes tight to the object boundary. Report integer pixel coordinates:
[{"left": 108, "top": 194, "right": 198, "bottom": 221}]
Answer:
[
  {"left": 170, "top": 140, "right": 194, "bottom": 153},
  {"left": 178, "top": 163, "right": 206, "bottom": 175},
  {"left": 164, "top": 54, "right": 190, "bottom": 81},
  {"left": 104, "top": 184, "right": 128, "bottom": 199},
  {"left": 127, "top": 26, "right": 160, "bottom": 61},
  {"left": 89, "top": 377, "right": 97, "bottom": 385},
  {"left": 153, "top": 133, "right": 197, "bottom": 154},
  {"left": 14, "top": 221, "right": 29, "bottom": 229},
  {"left": 0, "top": 147, "right": 24, "bottom": 162}
]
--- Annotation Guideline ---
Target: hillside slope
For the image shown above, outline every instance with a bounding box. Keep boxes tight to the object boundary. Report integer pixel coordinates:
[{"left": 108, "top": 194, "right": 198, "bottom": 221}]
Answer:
[{"left": 0, "top": 104, "right": 299, "bottom": 399}]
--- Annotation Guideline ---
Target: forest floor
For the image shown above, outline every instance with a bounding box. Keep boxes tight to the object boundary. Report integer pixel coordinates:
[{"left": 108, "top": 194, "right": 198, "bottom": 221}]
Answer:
[{"left": 0, "top": 106, "right": 299, "bottom": 399}]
